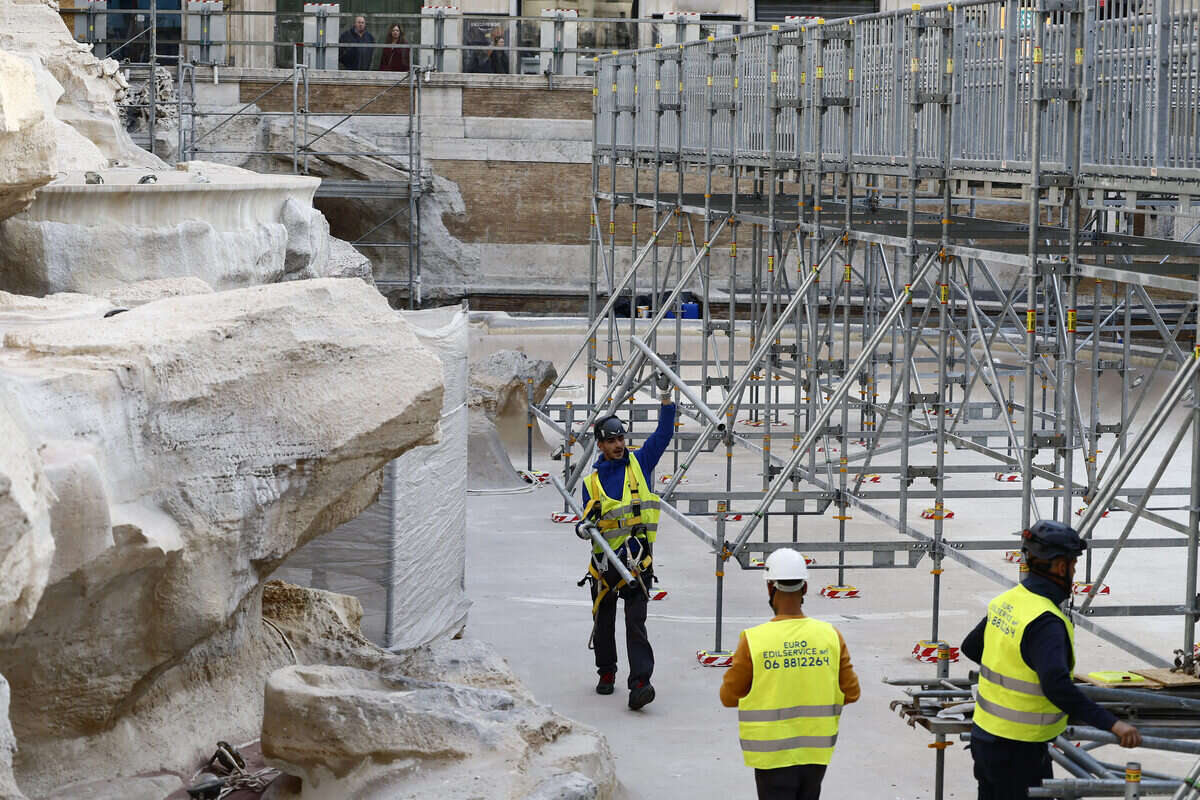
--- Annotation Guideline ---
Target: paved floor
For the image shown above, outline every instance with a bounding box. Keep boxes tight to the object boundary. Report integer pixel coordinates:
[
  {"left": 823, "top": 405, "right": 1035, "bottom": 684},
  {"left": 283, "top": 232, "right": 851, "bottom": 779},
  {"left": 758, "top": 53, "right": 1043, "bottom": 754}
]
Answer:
[{"left": 464, "top": 321, "right": 1196, "bottom": 799}]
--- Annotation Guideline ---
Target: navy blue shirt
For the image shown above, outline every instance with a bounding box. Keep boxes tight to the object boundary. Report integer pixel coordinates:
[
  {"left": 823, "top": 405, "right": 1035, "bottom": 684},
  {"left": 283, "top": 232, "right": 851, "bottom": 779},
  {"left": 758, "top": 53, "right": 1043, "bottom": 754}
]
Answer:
[
  {"left": 581, "top": 402, "right": 676, "bottom": 508},
  {"left": 962, "top": 573, "right": 1118, "bottom": 742}
]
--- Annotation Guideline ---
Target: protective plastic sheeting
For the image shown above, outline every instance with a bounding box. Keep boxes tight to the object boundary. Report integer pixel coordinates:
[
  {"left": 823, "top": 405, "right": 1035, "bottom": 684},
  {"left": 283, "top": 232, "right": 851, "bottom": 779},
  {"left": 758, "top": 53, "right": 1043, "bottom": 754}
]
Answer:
[{"left": 276, "top": 304, "right": 470, "bottom": 649}]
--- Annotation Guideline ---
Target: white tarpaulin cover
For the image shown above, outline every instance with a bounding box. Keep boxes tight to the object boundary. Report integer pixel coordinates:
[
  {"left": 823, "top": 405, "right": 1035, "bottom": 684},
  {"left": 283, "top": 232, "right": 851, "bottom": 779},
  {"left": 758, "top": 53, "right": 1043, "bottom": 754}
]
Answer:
[{"left": 276, "top": 303, "right": 470, "bottom": 649}]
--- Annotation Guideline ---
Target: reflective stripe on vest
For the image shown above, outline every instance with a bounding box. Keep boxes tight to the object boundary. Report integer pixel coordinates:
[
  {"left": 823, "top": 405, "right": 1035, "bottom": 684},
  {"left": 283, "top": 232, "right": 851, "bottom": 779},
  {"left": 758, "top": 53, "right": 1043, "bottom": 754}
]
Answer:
[
  {"left": 584, "top": 452, "right": 661, "bottom": 554},
  {"left": 974, "top": 583, "right": 1076, "bottom": 742},
  {"left": 738, "top": 617, "right": 844, "bottom": 769}
]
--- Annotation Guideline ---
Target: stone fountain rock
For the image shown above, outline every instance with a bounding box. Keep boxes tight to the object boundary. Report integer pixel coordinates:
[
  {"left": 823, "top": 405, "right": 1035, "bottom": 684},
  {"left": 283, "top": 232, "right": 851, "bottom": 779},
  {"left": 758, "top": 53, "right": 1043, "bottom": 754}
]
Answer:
[{"left": 0, "top": 278, "right": 444, "bottom": 795}]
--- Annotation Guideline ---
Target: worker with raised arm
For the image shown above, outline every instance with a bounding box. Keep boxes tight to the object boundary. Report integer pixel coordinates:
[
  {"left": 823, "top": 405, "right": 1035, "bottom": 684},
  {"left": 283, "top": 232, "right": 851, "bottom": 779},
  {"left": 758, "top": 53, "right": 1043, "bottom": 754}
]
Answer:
[
  {"left": 574, "top": 371, "right": 675, "bottom": 710},
  {"left": 720, "top": 549, "right": 861, "bottom": 800},
  {"left": 962, "top": 519, "right": 1142, "bottom": 799}
]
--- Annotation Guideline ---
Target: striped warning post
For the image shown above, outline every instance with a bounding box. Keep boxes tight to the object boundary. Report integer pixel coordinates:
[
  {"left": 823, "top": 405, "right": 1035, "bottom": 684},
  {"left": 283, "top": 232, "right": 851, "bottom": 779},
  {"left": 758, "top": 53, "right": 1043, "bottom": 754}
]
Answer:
[
  {"left": 659, "top": 474, "right": 689, "bottom": 485},
  {"left": 913, "top": 640, "right": 961, "bottom": 663},
  {"left": 994, "top": 472, "right": 1021, "bottom": 482},
  {"left": 1004, "top": 550, "right": 1024, "bottom": 563},
  {"left": 550, "top": 512, "right": 580, "bottom": 524},
  {"left": 821, "top": 585, "right": 860, "bottom": 599},
  {"left": 697, "top": 649, "right": 733, "bottom": 667},
  {"left": 858, "top": 474, "right": 882, "bottom": 484},
  {"left": 1072, "top": 582, "right": 1110, "bottom": 596},
  {"left": 712, "top": 513, "right": 744, "bottom": 521},
  {"left": 649, "top": 588, "right": 668, "bottom": 601},
  {"left": 519, "top": 469, "right": 551, "bottom": 486},
  {"left": 920, "top": 507, "right": 955, "bottom": 520}
]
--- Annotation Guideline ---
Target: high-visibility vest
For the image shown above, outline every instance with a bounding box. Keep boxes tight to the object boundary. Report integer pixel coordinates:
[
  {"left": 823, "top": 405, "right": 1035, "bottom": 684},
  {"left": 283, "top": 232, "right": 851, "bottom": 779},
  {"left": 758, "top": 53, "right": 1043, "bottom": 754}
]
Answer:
[
  {"left": 973, "top": 583, "right": 1076, "bottom": 742},
  {"left": 583, "top": 452, "right": 661, "bottom": 555},
  {"left": 738, "top": 617, "right": 844, "bottom": 769}
]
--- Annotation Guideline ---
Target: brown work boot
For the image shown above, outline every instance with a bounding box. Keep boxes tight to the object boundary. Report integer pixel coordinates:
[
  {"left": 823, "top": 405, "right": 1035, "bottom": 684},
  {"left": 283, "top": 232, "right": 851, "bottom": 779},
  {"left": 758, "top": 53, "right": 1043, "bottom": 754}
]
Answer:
[{"left": 596, "top": 672, "right": 616, "bottom": 695}]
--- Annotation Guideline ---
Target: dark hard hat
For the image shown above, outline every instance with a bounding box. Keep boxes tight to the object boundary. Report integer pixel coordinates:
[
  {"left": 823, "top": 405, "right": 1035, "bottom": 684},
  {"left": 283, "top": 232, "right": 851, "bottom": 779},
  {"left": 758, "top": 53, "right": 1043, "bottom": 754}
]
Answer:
[
  {"left": 1022, "top": 519, "right": 1087, "bottom": 561},
  {"left": 594, "top": 415, "right": 626, "bottom": 441}
]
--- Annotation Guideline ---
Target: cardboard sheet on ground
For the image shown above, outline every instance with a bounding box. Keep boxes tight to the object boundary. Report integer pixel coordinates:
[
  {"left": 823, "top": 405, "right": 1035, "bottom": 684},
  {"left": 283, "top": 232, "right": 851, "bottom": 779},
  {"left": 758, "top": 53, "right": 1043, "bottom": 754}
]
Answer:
[{"left": 276, "top": 304, "right": 470, "bottom": 649}]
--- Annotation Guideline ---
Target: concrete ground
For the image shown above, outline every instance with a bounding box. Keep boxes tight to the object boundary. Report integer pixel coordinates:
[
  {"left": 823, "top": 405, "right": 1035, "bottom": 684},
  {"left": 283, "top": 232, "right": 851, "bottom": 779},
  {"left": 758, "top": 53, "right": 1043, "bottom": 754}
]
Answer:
[{"left": 464, "top": 318, "right": 1199, "bottom": 799}]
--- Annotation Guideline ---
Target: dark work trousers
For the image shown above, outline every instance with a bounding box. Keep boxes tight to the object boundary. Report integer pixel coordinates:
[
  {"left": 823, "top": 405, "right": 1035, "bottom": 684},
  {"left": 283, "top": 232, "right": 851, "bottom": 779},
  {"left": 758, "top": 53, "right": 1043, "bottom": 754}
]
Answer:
[
  {"left": 590, "top": 567, "right": 654, "bottom": 689},
  {"left": 971, "top": 735, "right": 1053, "bottom": 800},
  {"left": 753, "top": 764, "right": 828, "bottom": 800}
]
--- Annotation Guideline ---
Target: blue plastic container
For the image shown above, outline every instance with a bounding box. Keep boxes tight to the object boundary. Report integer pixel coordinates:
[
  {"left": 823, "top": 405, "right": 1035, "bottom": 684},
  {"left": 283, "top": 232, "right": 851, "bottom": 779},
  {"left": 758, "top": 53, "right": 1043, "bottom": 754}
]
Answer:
[{"left": 667, "top": 302, "right": 701, "bottom": 320}]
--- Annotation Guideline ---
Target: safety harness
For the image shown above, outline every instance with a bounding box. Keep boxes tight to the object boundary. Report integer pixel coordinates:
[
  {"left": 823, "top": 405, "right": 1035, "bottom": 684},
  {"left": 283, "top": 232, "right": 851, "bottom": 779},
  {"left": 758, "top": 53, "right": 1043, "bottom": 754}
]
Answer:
[{"left": 578, "top": 462, "right": 656, "bottom": 648}]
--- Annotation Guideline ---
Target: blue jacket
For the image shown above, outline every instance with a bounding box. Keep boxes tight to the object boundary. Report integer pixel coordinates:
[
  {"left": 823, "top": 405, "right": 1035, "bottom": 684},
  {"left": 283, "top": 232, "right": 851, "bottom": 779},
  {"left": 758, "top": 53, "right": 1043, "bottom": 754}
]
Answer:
[
  {"left": 962, "top": 572, "right": 1118, "bottom": 742},
  {"left": 581, "top": 403, "right": 676, "bottom": 508}
]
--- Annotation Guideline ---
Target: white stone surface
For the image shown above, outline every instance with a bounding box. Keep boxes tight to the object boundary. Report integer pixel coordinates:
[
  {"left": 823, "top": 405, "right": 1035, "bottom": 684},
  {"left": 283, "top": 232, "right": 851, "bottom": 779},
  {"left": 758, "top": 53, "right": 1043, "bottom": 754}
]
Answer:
[
  {"left": 0, "top": 0, "right": 160, "bottom": 173},
  {"left": 0, "top": 165, "right": 368, "bottom": 296},
  {"left": 0, "top": 50, "right": 54, "bottom": 222},
  {"left": 0, "top": 278, "right": 444, "bottom": 795}
]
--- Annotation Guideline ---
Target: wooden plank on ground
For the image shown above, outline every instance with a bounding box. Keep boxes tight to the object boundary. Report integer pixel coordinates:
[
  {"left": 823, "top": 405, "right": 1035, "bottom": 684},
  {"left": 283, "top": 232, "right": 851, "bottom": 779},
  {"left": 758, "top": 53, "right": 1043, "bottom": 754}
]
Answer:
[{"left": 1132, "top": 668, "right": 1200, "bottom": 688}]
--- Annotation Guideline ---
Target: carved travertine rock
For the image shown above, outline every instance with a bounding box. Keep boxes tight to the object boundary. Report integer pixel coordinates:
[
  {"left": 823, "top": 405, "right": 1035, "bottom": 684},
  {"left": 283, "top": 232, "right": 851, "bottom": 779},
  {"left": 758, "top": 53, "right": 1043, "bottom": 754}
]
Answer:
[
  {"left": 0, "top": 278, "right": 444, "bottom": 795},
  {"left": 0, "top": 50, "right": 54, "bottom": 222},
  {"left": 260, "top": 583, "right": 617, "bottom": 800}
]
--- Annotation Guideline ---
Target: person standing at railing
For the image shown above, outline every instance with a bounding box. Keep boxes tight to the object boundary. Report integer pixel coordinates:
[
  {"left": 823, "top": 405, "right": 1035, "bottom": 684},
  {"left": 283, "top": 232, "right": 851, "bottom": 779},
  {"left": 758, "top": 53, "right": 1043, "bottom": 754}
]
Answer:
[
  {"left": 466, "top": 24, "right": 509, "bottom": 74},
  {"left": 379, "top": 23, "right": 410, "bottom": 72},
  {"left": 339, "top": 15, "right": 375, "bottom": 71}
]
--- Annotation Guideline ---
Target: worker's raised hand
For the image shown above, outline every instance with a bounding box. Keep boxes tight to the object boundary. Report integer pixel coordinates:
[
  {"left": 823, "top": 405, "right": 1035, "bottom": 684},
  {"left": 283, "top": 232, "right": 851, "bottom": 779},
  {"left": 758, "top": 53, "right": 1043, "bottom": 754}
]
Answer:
[
  {"left": 1110, "top": 720, "right": 1142, "bottom": 748},
  {"left": 655, "top": 370, "right": 673, "bottom": 403}
]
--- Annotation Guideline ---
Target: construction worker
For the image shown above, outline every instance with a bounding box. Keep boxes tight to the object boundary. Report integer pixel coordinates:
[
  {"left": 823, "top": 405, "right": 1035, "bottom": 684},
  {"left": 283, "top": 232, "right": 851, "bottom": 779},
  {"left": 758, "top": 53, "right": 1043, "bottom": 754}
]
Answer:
[
  {"left": 575, "top": 371, "right": 675, "bottom": 709},
  {"left": 962, "top": 519, "right": 1142, "bottom": 799},
  {"left": 720, "top": 549, "right": 861, "bottom": 800}
]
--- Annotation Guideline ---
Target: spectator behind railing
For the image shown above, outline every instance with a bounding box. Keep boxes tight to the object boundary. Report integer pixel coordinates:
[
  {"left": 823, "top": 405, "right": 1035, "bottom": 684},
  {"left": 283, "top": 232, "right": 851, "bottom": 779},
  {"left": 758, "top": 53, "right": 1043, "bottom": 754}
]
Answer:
[
  {"left": 379, "top": 23, "right": 410, "bottom": 72},
  {"left": 466, "top": 23, "right": 508, "bottom": 74},
  {"left": 339, "top": 15, "right": 375, "bottom": 70}
]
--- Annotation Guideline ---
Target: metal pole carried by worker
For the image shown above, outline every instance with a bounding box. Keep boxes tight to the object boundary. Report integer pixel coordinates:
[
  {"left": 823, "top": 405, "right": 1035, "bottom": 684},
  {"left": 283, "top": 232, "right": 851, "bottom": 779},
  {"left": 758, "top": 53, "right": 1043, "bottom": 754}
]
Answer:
[
  {"left": 574, "top": 370, "right": 675, "bottom": 710},
  {"left": 961, "top": 520, "right": 1143, "bottom": 798},
  {"left": 719, "top": 549, "right": 861, "bottom": 800}
]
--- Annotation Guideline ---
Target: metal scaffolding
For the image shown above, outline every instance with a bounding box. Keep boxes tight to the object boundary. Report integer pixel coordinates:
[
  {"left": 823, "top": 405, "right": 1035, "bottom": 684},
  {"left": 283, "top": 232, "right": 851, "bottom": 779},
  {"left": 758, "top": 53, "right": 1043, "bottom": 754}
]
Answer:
[
  {"left": 538, "top": 1, "right": 1200, "bottom": 796},
  {"left": 175, "top": 52, "right": 425, "bottom": 306}
]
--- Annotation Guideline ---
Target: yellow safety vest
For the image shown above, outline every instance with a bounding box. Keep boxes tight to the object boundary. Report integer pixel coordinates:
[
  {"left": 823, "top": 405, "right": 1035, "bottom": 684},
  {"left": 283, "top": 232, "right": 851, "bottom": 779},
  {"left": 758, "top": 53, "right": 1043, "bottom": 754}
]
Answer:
[
  {"left": 974, "top": 583, "right": 1076, "bottom": 742},
  {"left": 738, "top": 617, "right": 844, "bottom": 769},
  {"left": 583, "top": 452, "right": 661, "bottom": 555}
]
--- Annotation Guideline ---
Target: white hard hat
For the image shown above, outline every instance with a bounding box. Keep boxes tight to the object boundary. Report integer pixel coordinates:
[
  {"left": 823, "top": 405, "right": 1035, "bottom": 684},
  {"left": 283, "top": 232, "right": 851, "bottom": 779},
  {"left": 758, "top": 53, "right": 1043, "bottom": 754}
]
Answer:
[{"left": 764, "top": 549, "right": 809, "bottom": 588}]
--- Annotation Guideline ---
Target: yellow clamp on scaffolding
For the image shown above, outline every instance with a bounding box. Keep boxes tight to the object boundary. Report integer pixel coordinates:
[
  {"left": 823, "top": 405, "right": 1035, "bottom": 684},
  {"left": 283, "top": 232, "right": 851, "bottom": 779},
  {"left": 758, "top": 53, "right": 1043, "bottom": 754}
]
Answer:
[
  {"left": 704, "top": 241, "right": 711, "bottom": 252},
  {"left": 707, "top": 75, "right": 713, "bottom": 86},
  {"left": 1126, "top": 765, "right": 1141, "bottom": 782},
  {"left": 1075, "top": 47, "right": 1084, "bottom": 65},
  {"left": 631, "top": 221, "right": 638, "bottom": 235},
  {"left": 816, "top": 66, "right": 825, "bottom": 79},
  {"left": 848, "top": 66, "right": 855, "bottom": 81},
  {"left": 593, "top": 87, "right": 599, "bottom": 96},
  {"left": 904, "top": 283, "right": 913, "bottom": 302},
  {"left": 813, "top": 262, "right": 821, "bottom": 273},
  {"left": 1033, "top": 47, "right": 1043, "bottom": 64},
  {"left": 1194, "top": 344, "right": 1200, "bottom": 359},
  {"left": 940, "top": 283, "right": 949, "bottom": 304},
  {"left": 677, "top": 230, "right": 684, "bottom": 244},
  {"left": 730, "top": 242, "right": 737, "bottom": 256},
  {"left": 609, "top": 221, "right": 616, "bottom": 234},
  {"left": 590, "top": 213, "right": 596, "bottom": 226},
  {"left": 612, "top": 82, "right": 618, "bottom": 93},
  {"left": 910, "top": 57, "right": 920, "bottom": 73},
  {"left": 1068, "top": 309, "right": 1077, "bottom": 333},
  {"left": 839, "top": 455, "right": 848, "bottom": 473},
  {"left": 1026, "top": 309, "right": 1036, "bottom": 332},
  {"left": 946, "top": 57, "right": 954, "bottom": 75},
  {"left": 931, "top": 568, "right": 944, "bottom": 575},
  {"left": 844, "top": 264, "right": 852, "bottom": 283},
  {"left": 801, "top": 71, "right": 807, "bottom": 85},
  {"left": 771, "top": 70, "right": 779, "bottom": 84},
  {"left": 764, "top": 432, "right": 771, "bottom": 452},
  {"left": 842, "top": 232, "right": 850, "bottom": 245},
  {"left": 734, "top": 77, "right": 739, "bottom": 88},
  {"left": 634, "top": 84, "right": 638, "bottom": 95},
  {"left": 655, "top": 79, "right": 661, "bottom": 90},
  {"left": 768, "top": 255, "right": 775, "bottom": 272}
]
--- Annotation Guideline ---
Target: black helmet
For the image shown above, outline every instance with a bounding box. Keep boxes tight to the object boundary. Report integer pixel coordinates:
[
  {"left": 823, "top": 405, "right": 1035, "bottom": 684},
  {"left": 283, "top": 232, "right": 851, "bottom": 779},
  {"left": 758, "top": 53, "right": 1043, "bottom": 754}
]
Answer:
[
  {"left": 1022, "top": 519, "right": 1087, "bottom": 561},
  {"left": 594, "top": 415, "right": 626, "bottom": 441}
]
